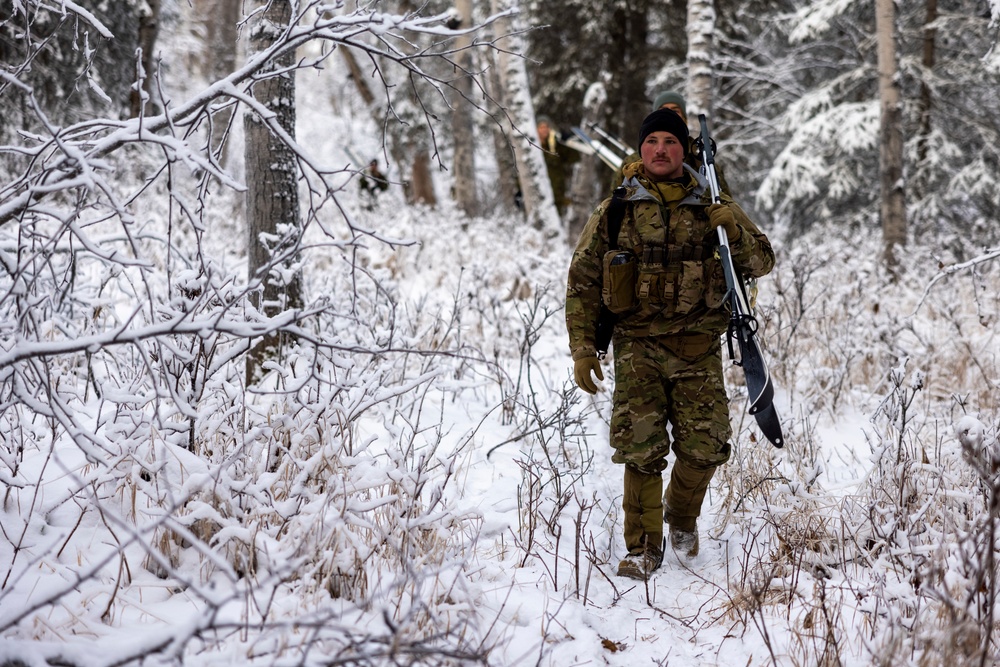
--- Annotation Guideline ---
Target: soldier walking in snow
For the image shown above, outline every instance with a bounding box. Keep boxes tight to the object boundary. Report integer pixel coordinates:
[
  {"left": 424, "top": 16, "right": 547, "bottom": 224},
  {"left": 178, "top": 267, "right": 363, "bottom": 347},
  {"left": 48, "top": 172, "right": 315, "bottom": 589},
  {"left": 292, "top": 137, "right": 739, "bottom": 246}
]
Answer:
[
  {"left": 359, "top": 159, "right": 388, "bottom": 210},
  {"left": 565, "top": 108, "right": 776, "bottom": 580}
]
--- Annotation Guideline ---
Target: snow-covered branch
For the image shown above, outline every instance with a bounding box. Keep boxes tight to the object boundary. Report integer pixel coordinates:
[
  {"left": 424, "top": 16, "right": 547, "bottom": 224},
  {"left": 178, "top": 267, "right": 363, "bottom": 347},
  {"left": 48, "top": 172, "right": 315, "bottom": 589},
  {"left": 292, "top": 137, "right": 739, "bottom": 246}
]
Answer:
[{"left": 910, "top": 246, "right": 1000, "bottom": 317}]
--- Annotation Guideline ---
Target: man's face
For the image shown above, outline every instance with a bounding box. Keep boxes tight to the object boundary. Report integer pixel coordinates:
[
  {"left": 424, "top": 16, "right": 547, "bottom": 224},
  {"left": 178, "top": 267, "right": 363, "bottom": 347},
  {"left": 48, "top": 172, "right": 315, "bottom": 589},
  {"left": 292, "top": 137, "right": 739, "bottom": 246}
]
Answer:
[
  {"left": 537, "top": 122, "right": 551, "bottom": 142},
  {"left": 640, "top": 131, "right": 685, "bottom": 181}
]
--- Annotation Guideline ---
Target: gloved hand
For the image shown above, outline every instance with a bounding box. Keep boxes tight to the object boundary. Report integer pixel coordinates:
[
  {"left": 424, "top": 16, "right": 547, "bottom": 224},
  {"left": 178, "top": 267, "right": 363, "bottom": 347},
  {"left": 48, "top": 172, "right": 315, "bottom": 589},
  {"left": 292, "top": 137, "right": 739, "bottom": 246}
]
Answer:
[
  {"left": 573, "top": 356, "right": 604, "bottom": 394},
  {"left": 708, "top": 203, "right": 741, "bottom": 242}
]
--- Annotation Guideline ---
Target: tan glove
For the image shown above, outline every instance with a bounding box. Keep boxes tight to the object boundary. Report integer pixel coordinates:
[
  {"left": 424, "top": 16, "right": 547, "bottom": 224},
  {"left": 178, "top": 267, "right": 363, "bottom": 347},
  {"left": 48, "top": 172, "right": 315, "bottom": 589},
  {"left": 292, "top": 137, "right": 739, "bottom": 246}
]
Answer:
[
  {"left": 573, "top": 356, "right": 604, "bottom": 394},
  {"left": 708, "top": 203, "right": 741, "bottom": 242}
]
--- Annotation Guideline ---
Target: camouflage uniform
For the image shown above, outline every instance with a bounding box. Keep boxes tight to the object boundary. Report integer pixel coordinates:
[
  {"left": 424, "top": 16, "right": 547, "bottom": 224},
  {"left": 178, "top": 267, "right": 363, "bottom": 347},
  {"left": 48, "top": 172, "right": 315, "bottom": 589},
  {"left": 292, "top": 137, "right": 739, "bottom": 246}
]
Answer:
[{"left": 565, "top": 160, "right": 775, "bottom": 557}]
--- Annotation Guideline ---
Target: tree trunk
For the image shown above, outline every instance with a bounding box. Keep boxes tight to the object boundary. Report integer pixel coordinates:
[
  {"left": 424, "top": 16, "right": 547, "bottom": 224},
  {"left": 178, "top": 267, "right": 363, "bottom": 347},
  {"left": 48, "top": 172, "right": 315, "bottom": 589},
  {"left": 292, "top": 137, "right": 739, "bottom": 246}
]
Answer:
[
  {"left": 130, "top": 0, "right": 161, "bottom": 118},
  {"left": 341, "top": 46, "right": 375, "bottom": 106},
  {"left": 490, "top": 0, "right": 561, "bottom": 235},
  {"left": 244, "top": 0, "right": 303, "bottom": 383},
  {"left": 565, "top": 84, "right": 607, "bottom": 242},
  {"left": 604, "top": 3, "right": 651, "bottom": 145},
  {"left": 198, "top": 0, "right": 242, "bottom": 79},
  {"left": 196, "top": 0, "right": 242, "bottom": 161},
  {"left": 686, "top": 0, "right": 715, "bottom": 122},
  {"left": 409, "top": 150, "right": 436, "bottom": 205},
  {"left": 876, "top": 0, "right": 907, "bottom": 268},
  {"left": 451, "top": 0, "right": 478, "bottom": 217},
  {"left": 482, "top": 46, "right": 520, "bottom": 217},
  {"left": 916, "top": 0, "right": 938, "bottom": 167}
]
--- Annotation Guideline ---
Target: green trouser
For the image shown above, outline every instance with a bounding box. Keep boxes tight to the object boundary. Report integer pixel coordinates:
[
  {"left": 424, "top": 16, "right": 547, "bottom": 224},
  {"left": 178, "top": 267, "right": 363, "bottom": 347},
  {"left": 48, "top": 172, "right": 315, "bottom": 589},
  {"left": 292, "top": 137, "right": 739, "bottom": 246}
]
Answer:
[
  {"left": 622, "top": 465, "right": 663, "bottom": 553},
  {"left": 663, "top": 458, "right": 716, "bottom": 532}
]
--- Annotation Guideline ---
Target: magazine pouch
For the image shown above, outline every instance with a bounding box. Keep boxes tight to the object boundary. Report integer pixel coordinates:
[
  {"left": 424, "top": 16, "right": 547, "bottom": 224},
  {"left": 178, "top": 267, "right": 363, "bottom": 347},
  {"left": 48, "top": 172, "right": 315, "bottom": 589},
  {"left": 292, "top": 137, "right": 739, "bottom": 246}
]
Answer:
[{"left": 602, "top": 250, "right": 638, "bottom": 314}]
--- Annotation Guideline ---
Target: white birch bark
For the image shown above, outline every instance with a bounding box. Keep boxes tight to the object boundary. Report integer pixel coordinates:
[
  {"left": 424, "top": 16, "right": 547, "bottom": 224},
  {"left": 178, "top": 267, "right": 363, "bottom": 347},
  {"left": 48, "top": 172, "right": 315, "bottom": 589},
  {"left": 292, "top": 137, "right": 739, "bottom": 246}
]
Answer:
[
  {"left": 490, "top": 0, "right": 561, "bottom": 235},
  {"left": 685, "top": 0, "right": 715, "bottom": 126}
]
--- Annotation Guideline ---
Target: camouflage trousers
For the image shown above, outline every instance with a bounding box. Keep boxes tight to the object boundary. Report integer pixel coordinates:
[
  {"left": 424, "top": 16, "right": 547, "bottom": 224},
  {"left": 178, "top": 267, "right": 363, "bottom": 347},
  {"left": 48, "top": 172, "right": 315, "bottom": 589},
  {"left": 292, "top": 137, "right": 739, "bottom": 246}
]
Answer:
[{"left": 610, "top": 334, "right": 732, "bottom": 473}]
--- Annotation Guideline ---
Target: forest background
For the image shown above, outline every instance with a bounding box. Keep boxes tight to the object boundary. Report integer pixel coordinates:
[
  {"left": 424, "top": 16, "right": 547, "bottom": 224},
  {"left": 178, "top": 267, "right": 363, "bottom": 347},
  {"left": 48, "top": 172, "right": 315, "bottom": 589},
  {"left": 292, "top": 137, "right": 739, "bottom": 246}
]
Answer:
[{"left": 1, "top": 0, "right": 1000, "bottom": 665}]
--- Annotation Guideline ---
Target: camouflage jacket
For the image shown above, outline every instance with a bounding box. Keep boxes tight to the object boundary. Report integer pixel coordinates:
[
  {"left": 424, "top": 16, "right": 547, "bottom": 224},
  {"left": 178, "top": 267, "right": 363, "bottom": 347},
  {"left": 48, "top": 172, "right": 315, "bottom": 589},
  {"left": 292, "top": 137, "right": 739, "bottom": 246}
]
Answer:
[{"left": 565, "top": 163, "right": 775, "bottom": 360}]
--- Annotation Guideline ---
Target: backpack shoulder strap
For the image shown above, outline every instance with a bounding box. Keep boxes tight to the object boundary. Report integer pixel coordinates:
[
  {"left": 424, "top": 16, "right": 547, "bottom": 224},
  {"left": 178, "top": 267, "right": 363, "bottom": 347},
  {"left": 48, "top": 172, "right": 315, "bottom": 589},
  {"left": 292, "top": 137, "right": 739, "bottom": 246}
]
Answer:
[{"left": 606, "top": 186, "right": 627, "bottom": 250}]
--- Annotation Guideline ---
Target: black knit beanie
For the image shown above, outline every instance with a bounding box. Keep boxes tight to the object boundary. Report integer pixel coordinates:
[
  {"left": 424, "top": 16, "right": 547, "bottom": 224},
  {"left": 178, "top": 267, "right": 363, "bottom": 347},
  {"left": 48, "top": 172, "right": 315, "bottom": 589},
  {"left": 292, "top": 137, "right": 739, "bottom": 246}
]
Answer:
[{"left": 636, "top": 108, "right": 689, "bottom": 154}]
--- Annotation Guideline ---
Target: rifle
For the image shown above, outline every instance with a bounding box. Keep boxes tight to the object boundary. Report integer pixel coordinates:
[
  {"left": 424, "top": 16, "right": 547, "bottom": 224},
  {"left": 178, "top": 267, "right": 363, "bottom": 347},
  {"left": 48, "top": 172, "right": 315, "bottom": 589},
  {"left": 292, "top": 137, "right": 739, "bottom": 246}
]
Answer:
[
  {"left": 697, "top": 115, "right": 784, "bottom": 448},
  {"left": 587, "top": 123, "right": 632, "bottom": 159},
  {"left": 570, "top": 126, "right": 628, "bottom": 171}
]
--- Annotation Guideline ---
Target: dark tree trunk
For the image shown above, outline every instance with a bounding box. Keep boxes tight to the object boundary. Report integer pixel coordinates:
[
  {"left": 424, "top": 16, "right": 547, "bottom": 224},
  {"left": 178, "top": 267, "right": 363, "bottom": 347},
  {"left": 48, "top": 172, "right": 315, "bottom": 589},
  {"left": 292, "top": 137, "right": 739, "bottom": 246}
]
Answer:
[
  {"left": 130, "top": 0, "right": 161, "bottom": 117},
  {"left": 244, "top": 0, "right": 303, "bottom": 383}
]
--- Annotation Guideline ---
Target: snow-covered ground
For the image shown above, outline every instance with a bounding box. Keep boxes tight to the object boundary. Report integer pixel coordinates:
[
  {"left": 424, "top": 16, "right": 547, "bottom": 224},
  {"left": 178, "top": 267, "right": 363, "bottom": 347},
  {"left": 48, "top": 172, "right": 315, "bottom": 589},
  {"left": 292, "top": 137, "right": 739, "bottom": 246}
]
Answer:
[{"left": 2, "top": 5, "right": 999, "bottom": 667}]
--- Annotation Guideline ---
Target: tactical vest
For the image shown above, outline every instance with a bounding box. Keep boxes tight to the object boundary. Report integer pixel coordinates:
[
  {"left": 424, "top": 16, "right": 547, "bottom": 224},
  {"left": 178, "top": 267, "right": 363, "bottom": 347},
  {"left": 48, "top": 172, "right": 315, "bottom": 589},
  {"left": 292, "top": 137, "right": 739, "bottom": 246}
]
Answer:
[{"left": 603, "top": 177, "right": 728, "bottom": 323}]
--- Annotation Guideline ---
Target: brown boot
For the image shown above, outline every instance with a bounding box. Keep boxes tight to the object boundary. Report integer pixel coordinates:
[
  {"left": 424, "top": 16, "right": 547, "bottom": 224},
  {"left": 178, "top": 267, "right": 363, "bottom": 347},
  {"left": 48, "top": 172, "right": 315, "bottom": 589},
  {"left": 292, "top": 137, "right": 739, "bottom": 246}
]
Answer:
[
  {"left": 617, "top": 535, "right": 665, "bottom": 580},
  {"left": 669, "top": 527, "right": 699, "bottom": 558}
]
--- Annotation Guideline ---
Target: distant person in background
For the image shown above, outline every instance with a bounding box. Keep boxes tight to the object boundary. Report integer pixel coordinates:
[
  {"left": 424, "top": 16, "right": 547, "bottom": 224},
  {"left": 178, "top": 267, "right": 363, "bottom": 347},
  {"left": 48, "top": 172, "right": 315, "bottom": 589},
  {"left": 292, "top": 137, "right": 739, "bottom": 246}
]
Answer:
[
  {"left": 359, "top": 159, "right": 388, "bottom": 210},
  {"left": 537, "top": 115, "right": 579, "bottom": 216},
  {"left": 651, "top": 90, "right": 687, "bottom": 120}
]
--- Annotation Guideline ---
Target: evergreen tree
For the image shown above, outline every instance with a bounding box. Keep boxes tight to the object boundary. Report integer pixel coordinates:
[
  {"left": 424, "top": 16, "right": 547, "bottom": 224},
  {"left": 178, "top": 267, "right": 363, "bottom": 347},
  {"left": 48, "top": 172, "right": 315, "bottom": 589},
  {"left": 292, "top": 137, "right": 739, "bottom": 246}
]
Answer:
[
  {"left": 757, "top": 0, "right": 999, "bottom": 256},
  {"left": 0, "top": 1, "right": 144, "bottom": 137}
]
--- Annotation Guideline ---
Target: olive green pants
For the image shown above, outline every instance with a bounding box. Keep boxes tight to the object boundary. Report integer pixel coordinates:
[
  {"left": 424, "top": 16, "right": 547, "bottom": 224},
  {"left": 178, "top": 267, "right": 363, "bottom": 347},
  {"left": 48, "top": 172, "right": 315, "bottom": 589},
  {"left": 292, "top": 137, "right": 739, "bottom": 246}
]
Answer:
[
  {"left": 622, "top": 464, "right": 663, "bottom": 553},
  {"left": 663, "top": 459, "right": 716, "bottom": 532}
]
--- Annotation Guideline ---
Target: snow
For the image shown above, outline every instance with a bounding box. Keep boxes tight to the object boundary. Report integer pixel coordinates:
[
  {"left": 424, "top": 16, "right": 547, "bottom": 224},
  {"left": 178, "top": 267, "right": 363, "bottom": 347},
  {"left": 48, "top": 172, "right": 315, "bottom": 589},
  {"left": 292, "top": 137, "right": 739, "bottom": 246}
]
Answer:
[{"left": 2, "top": 3, "right": 1000, "bottom": 667}]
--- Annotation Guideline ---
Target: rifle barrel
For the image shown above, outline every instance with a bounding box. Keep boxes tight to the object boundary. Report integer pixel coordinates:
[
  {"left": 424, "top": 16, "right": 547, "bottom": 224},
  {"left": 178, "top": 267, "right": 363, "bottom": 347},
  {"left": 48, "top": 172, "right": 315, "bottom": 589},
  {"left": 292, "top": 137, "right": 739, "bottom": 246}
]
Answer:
[{"left": 587, "top": 123, "right": 632, "bottom": 158}]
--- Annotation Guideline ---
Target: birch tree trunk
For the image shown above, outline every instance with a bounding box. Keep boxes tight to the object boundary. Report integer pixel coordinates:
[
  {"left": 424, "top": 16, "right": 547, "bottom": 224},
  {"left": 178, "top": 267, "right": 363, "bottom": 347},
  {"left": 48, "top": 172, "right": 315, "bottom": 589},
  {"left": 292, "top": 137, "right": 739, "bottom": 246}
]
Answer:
[
  {"left": 244, "top": 0, "right": 303, "bottom": 382},
  {"left": 482, "top": 42, "right": 520, "bottom": 217},
  {"left": 490, "top": 0, "right": 561, "bottom": 235},
  {"left": 451, "top": 0, "right": 479, "bottom": 216},
  {"left": 876, "top": 0, "right": 907, "bottom": 268},
  {"left": 686, "top": 0, "right": 715, "bottom": 124}
]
